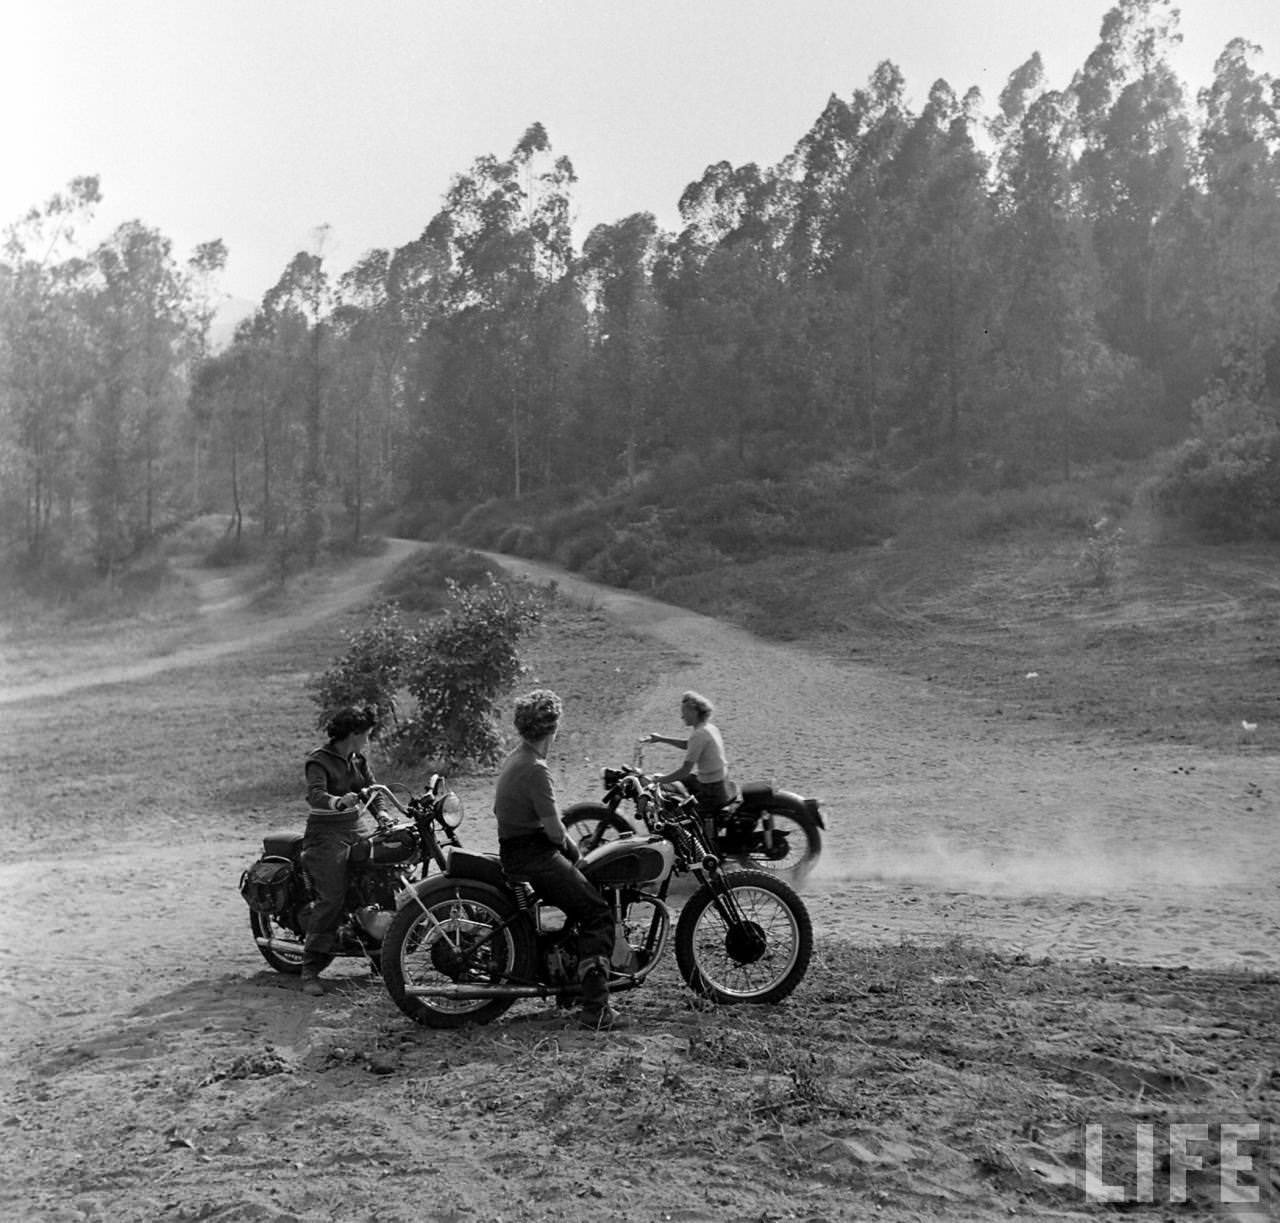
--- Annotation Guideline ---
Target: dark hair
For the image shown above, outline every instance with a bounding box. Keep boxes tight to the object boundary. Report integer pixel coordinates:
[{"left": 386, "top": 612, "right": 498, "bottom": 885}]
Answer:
[
  {"left": 326, "top": 705, "right": 378, "bottom": 742},
  {"left": 513, "top": 688, "right": 562, "bottom": 741}
]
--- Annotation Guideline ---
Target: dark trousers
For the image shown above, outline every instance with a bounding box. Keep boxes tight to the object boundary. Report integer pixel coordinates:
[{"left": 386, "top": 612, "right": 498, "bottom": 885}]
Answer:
[
  {"left": 688, "top": 777, "right": 732, "bottom": 812},
  {"left": 300, "top": 824, "right": 366, "bottom": 971},
  {"left": 499, "top": 835, "right": 614, "bottom": 963}
]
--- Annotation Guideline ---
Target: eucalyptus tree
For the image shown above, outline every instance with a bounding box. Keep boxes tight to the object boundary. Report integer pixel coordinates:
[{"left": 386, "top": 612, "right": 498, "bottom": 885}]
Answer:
[
  {"left": 1072, "top": 0, "right": 1194, "bottom": 409},
  {"left": 891, "top": 80, "right": 996, "bottom": 464},
  {"left": 183, "top": 238, "right": 228, "bottom": 510},
  {"left": 991, "top": 59, "right": 1114, "bottom": 476},
  {"left": 333, "top": 249, "right": 403, "bottom": 539},
  {"left": 819, "top": 61, "right": 912, "bottom": 453},
  {"left": 1194, "top": 37, "right": 1280, "bottom": 408},
  {"left": 258, "top": 248, "right": 332, "bottom": 562},
  {"left": 87, "top": 220, "right": 193, "bottom": 572},
  {"left": 581, "top": 212, "right": 665, "bottom": 482},
  {"left": 419, "top": 123, "right": 581, "bottom": 500},
  {"left": 0, "top": 176, "right": 100, "bottom": 565},
  {"left": 189, "top": 343, "right": 254, "bottom": 544}
]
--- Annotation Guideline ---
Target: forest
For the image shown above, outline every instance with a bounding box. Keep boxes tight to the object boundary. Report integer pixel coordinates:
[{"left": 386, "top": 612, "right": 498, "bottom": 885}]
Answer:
[{"left": 2, "top": 0, "right": 1279, "bottom": 591}]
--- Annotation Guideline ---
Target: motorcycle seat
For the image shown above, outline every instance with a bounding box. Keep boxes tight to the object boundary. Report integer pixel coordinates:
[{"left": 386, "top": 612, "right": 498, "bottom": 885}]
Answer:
[
  {"left": 703, "top": 780, "right": 743, "bottom": 813},
  {"left": 446, "top": 848, "right": 508, "bottom": 891},
  {"left": 262, "top": 830, "right": 304, "bottom": 859},
  {"left": 729, "top": 782, "right": 774, "bottom": 811}
]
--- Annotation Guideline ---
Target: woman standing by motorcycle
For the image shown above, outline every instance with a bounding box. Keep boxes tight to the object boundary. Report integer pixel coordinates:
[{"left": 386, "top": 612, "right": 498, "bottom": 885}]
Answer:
[
  {"left": 300, "top": 706, "right": 381, "bottom": 996},
  {"left": 645, "top": 690, "right": 733, "bottom": 812},
  {"left": 495, "top": 689, "right": 621, "bottom": 1030}
]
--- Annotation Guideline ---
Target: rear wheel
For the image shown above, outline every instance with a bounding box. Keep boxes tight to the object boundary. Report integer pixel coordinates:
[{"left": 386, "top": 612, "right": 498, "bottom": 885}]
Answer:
[
  {"left": 250, "top": 909, "right": 327, "bottom": 975},
  {"left": 381, "top": 880, "right": 534, "bottom": 1029},
  {"left": 726, "top": 803, "right": 822, "bottom": 883},
  {"left": 674, "top": 870, "right": 812, "bottom": 1004},
  {"left": 562, "top": 801, "right": 633, "bottom": 852}
]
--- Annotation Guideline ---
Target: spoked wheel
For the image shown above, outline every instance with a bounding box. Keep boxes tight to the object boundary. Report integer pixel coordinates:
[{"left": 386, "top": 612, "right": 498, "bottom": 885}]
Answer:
[
  {"left": 250, "top": 910, "right": 320, "bottom": 976},
  {"left": 562, "top": 801, "right": 633, "bottom": 852},
  {"left": 675, "top": 869, "right": 812, "bottom": 1004},
  {"left": 381, "top": 881, "right": 534, "bottom": 1029},
  {"left": 725, "top": 804, "right": 822, "bottom": 885}
]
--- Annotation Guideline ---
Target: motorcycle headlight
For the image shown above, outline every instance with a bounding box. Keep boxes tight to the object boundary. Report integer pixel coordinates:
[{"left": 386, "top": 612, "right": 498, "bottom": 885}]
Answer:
[{"left": 441, "top": 792, "right": 464, "bottom": 828}]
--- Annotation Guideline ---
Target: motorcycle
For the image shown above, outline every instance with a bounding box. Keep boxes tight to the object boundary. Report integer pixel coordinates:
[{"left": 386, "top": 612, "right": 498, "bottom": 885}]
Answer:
[
  {"left": 380, "top": 765, "right": 812, "bottom": 1028},
  {"left": 238, "top": 777, "right": 464, "bottom": 977},
  {"left": 562, "top": 742, "right": 825, "bottom": 884}
]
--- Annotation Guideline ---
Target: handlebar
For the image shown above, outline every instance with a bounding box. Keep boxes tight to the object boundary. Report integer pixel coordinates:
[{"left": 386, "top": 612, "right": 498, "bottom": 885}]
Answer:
[{"left": 357, "top": 783, "right": 410, "bottom": 817}]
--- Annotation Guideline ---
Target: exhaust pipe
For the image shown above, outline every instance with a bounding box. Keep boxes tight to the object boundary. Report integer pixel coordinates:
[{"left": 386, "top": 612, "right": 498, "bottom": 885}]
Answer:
[
  {"left": 255, "top": 937, "right": 313, "bottom": 956},
  {"left": 406, "top": 983, "right": 545, "bottom": 999}
]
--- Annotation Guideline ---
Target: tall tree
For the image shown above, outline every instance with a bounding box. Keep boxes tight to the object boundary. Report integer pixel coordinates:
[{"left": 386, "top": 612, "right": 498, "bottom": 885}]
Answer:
[
  {"left": 0, "top": 177, "right": 100, "bottom": 564},
  {"left": 88, "top": 221, "right": 191, "bottom": 571},
  {"left": 1195, "top": 38, "right": 1280, "bottom": 404},
  {"left": 1073, "top": 0, "right": 1193, "bottom": 394}
]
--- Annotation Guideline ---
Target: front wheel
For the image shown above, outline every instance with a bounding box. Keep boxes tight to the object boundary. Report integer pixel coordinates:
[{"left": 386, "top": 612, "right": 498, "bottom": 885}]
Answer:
[
  {"left": 675, "top": 870, "right": 812, "bottom": 1004},
  {"left": 381, "top": 880, "right": 534, "bottom": 1029},
  {"left": 562, "top": 801, "right": 632, "bottom": 852}
]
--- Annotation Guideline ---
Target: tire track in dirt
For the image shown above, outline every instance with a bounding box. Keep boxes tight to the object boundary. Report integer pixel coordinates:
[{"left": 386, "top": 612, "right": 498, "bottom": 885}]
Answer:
[{"left": 486, "top": 552, "right": 1280, "bottom": 972}]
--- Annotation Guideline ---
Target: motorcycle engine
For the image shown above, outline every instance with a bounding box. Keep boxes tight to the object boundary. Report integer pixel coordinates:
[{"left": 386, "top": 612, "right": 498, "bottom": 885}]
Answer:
[{"left": 354, "top": 905, "right": 394, "bottom": 940}]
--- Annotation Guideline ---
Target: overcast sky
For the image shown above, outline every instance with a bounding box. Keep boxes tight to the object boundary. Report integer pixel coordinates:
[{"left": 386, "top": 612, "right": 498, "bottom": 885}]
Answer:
[{"left": 5, "top": 1, "right": 1277, "bottom": 308}]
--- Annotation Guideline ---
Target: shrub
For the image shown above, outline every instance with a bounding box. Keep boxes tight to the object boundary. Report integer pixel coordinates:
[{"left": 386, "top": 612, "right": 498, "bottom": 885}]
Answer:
[
  {"left": 309, "top": 575, "right": 544, "bottom": 771},
  {"left": 309, "top": 602, "right": 413, "bottom": 735},
  {"left": 398, "top": 576, "right": 544, "bottom": 769},
  {"left": 377, "top": 546, "right": 497, "bottom": 612},
  {"left": 1074, "top": 517, "right": 1125, "bottom": 589},
  {"left": 1145, "top": 426, "right": 1280, "bottom": 540},
  {"left": 495, "top": 523, "right": 544, "bottom": 557}
]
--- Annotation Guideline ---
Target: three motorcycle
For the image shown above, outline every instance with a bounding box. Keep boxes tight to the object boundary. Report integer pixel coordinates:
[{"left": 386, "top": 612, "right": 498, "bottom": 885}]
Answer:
[
  {"left": 380, "top": 765, "right": 812, "bottom": 1028},
  {"left": 563, "top": 743, "right": 824, "bottom": 884},
  {"left": 239, "top": 777, "right": 464, "bottom": 977}
]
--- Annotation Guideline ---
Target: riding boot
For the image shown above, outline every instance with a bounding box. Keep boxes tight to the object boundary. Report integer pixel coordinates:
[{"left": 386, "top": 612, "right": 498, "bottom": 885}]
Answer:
[{"left": 577, "top": 954, "right": 623, "bottom": 1029}]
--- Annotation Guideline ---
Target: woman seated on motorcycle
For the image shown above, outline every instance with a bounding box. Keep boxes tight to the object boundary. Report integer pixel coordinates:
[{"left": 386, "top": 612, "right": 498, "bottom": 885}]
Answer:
[
  {"left": 299, "top": 705, "right": 381, "bottom": 996},
  {"left": 644, "top": 690, "right": 734, "bottom": 813},
  {"left": 495, "top": 688, "right": 621, "bottom": 1030}
]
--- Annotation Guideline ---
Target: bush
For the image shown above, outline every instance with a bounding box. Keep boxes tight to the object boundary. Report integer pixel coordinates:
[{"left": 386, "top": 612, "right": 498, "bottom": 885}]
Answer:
[
  {"left": 398, "top": 576, "right": 544, "bottom": 769},
  {"left": 308, "top": 602, "right": 412, "bottom": 735},
  {"left": 377, "top": 546, "right": 497, "bottom": 612},
  {"left": 309, "top": 574, "right": 545, "bottom": 772},
  {"left": 1145, "top": 426, "right": 1280, "bottom": 540}
]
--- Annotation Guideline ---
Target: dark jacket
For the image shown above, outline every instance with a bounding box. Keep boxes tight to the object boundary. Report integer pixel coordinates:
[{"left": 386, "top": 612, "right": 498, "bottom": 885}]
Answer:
[{"left": 305, "top": 745, "right": 375, "bottom": 828}]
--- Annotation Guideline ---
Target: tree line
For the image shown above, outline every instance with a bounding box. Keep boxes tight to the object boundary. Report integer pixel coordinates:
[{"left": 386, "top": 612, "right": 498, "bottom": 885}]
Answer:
[{"left": 2, "top": 0, "right": 1278, "bottom": 579}]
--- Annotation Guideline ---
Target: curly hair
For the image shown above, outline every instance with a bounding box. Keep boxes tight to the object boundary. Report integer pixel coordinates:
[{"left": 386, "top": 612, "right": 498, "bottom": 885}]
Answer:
[
  {"left": 513, "top": 688, "right": 563, "bottom": 741},
  {"left": 325, "top": 705, "right": 378, "bottom": 742},
  {"left": 681, "top": 690, "right": 714, "bottom": 721}
]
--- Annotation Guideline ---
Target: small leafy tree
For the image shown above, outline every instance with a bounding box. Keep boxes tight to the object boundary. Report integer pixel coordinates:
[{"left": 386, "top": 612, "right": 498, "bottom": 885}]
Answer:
[
  {"left": 399, "top": 576, "right": 544, "bottom": 768},
  {"left": 309, "top": 601, "right": 412, "bottom": 735},
  {"left": 309, "top": 576, "right": 543, "bottom": 770}
]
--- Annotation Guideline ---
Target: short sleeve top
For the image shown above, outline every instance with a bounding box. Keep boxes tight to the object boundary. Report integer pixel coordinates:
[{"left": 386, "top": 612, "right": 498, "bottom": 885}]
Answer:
[{"left": 683, "top": 722, "right": 727, "bottom": 784}]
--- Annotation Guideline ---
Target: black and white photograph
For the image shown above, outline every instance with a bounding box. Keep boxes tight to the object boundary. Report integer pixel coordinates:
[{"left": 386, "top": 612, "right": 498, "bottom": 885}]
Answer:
[{"left": 2, "top": 2, "right": 1278, "bottom": 1218}]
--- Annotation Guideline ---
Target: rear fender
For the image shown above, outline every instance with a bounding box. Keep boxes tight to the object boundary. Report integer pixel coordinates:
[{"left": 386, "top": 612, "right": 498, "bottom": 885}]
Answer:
[{"left": 738, "top": 786, "right": 825, "bottom": 829}]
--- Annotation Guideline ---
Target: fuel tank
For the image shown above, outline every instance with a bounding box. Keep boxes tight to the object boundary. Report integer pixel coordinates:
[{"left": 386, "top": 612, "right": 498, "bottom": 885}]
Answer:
[{"left": 581, "top": 834, "right": 675, "bottom": 887}]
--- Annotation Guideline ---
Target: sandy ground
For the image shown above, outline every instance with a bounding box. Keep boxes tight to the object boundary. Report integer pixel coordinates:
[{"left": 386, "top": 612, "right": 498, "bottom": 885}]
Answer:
[{"left": 1, "top": 541, "right": 1276, "bottom": 1222}]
